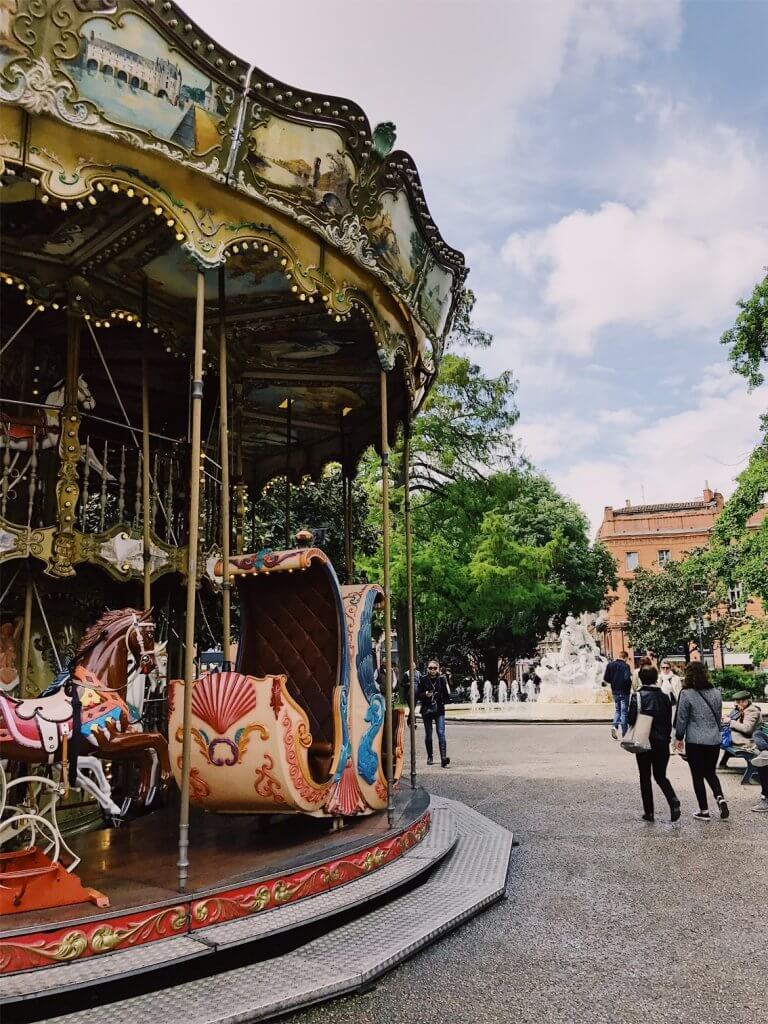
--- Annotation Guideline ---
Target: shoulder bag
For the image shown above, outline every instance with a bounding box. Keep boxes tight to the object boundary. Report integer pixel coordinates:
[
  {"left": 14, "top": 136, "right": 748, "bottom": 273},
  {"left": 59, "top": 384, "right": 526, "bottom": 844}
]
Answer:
[
  {"left": 693, "top": 690, "right": 727, "bottom": 746},
  {"left": 621, "top": 692, "right": 653, "bottom": 753}
]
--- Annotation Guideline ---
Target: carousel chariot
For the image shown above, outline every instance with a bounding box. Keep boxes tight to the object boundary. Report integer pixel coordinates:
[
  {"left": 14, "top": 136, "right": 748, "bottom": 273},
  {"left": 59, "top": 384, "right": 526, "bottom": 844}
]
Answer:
[{"left": 169, "top": 547, "right": 405, "bottom": 818}]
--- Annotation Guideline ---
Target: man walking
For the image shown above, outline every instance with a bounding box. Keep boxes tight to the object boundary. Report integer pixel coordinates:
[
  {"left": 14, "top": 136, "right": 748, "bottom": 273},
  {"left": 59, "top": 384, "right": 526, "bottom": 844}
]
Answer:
[
  {"left": 604, "top": 650, "right": 632, "bottom": 739},
  {"left": 417, "top": 660, "right": 451, "bottom": 767}
]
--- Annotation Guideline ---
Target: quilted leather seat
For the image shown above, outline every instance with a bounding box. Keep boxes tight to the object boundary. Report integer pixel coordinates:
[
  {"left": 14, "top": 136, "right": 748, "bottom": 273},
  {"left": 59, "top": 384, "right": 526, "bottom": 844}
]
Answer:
[{"left": 236, "top": 564, "right": 340, "bottom": 782}]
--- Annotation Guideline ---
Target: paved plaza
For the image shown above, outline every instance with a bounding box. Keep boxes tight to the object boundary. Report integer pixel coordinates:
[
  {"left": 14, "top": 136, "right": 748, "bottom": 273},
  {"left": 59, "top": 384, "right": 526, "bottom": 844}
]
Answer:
[{"left": 289, "top": 722, "right": 766, "bottom": 1024}]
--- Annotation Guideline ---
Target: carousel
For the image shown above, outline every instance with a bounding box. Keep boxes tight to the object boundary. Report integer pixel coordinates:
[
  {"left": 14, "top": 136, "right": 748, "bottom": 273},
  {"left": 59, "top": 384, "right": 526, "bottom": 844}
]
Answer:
[{"left": 0, "top": 0, "right": 468, "bottom": 1007}]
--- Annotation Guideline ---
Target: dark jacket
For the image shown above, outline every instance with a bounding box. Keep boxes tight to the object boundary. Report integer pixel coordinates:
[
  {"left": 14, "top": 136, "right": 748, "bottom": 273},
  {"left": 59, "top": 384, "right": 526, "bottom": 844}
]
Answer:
[
  {"left": 628, "top": 685, "right": 673, "bottom": 745},
  {"left": 416, "top": 673, "right": 450, "bottom": 715},
  {"left": 603, "top": 658, "right": 632, "bottom": 693}
]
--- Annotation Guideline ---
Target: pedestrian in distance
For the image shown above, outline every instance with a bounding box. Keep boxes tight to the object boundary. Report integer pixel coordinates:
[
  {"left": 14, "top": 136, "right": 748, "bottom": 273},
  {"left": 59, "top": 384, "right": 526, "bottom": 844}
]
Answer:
[
  {"left": 417, "top": 660, "right": 451, "bottom": 767},
  {"left": 675, "top": 661, "right": 729, "bottom": 821},
  {"left": 628, "top": 665, "right": 680, "bottom": 823},
  {"left": 604, "top": 650, "right": 632, "bottom": 738},
  {"left": 532, "top": 664, "right": 541, "bottom": 701}
]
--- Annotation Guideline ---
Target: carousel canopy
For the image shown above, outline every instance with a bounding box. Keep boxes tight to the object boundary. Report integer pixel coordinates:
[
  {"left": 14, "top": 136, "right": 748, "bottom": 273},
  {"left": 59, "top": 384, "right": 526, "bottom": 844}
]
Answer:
[{"left": 0, "top": 0, "right": 466, "bottom": 487}]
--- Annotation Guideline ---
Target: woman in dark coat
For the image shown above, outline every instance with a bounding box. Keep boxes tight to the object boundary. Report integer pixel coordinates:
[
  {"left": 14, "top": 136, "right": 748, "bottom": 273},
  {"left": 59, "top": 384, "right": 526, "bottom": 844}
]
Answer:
[{"left": 628, "top": 665, "right": 680, "bottom": 822}]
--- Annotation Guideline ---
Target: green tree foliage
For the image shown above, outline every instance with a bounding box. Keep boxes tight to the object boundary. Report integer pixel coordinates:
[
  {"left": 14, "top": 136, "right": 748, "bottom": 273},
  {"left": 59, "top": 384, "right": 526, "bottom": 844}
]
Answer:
[
  {"left": 363, "top": 471, "right": 616, "bottom": 680},
  {"left": 626, "top": 557, "right": 730, "bottom": 657},
  {"left": 721, "top": 272, "right": 768, "bottom": 389}
]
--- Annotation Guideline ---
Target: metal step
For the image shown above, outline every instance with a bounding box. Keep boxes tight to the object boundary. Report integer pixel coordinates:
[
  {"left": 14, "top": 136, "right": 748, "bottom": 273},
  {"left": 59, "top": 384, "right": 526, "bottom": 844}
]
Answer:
[{"left": 27, "top": 799, "right": 513, "bottom": 1024}]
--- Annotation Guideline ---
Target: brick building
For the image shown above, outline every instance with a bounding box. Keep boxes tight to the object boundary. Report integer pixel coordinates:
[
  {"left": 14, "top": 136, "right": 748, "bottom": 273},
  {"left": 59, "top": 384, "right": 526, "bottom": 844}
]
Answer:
[{"left": 597, "top": 487, "right": 765, "bottom": 664}]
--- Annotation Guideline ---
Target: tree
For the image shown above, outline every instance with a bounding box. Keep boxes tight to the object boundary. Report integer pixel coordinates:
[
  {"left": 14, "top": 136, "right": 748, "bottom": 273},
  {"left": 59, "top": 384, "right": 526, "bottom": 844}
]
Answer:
[
  {"left": 625, "top": 558, "right": 729, "bottom": 657},
  {"left": 721, "top": 272, "right": 768, "bottom": 390}
]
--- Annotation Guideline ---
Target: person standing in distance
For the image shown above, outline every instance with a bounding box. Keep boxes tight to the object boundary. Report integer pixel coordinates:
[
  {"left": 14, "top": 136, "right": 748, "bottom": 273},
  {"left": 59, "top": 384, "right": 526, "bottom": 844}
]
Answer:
[
  {"left": 604, "top": 650, "right": 632, "bottom": 738},
  {"left": 417, "top": 660, "right": 451, "bottom": 767}
]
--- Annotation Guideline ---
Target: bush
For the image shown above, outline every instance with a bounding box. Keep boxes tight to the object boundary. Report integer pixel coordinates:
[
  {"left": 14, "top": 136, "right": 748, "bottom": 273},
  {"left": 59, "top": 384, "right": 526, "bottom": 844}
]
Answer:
[{"left": 711, "top": 667, "right": 768, "bottom": 701}]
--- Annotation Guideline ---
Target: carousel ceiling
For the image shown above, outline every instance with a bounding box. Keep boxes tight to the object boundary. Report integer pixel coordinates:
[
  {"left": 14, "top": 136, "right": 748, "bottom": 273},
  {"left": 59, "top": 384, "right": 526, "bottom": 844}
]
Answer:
[{"left": 0, "top": 0, "right": 467, "bottom": 486}]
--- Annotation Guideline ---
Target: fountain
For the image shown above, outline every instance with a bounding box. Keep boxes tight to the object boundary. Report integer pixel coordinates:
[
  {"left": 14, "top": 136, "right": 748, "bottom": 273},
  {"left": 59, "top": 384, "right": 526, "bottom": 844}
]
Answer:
[{"left": 537, "top": 615, "right": 610, "bottom": 704}]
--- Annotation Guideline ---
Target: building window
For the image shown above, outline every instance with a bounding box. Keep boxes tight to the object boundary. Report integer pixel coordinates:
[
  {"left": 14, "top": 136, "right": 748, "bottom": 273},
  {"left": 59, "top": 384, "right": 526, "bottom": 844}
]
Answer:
[
  {"left": 658, "top": 549, "right": 671, "bottom": 566},
  {"left": 626, "top": 551, "right": 639, "bottom": 571},
  {"left": 728, "top": 583, "right": 744, "bottom": 614}
]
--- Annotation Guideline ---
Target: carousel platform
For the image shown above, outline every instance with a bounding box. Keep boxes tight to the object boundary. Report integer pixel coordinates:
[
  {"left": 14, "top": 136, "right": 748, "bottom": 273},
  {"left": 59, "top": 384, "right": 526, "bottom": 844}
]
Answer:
[{"left": 1, "top": 796, "right": 513, "bottom": 1023}]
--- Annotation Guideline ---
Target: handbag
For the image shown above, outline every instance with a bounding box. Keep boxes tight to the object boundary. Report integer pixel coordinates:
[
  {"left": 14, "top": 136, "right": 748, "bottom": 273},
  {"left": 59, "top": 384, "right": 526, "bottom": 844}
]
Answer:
[
  {"left": 720, "top": 724, "right": 733, "bottom": 750},
  {"left": 621, "top": 693, "right": 653, "bottom": 753}
]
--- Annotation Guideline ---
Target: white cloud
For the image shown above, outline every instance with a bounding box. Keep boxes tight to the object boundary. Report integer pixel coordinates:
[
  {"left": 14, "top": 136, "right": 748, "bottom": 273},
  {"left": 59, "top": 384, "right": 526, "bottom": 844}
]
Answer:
[
  {"left": 554, "top": 369, "right": 766, "bottom": 533},
  {"left": 500, "top": 129, "right": 768, "bottom": 355}
]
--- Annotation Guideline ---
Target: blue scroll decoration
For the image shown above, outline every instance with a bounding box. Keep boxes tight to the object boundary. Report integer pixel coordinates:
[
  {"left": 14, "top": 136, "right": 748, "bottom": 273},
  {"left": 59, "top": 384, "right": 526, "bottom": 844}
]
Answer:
[{"left": 356, "top": 588, "right": 384, "bottom": 783}]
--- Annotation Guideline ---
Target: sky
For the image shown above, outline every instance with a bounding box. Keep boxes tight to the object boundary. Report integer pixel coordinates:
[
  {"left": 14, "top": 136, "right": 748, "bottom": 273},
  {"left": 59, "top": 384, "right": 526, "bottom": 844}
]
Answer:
[{"left": 184, "top": 0, "right": 768, "bottom": 532}]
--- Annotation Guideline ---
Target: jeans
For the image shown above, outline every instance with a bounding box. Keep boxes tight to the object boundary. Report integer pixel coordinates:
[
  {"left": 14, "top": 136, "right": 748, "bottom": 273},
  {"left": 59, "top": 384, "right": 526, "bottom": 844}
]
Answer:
[
  {"left": 612, "top": 690, "right": 630, "bottom": 735},
  {"left": 757, "top": 764, "right": 768, "bottom": 798},
  {"left": 685, "top": 742, "right": 724, "bottom": 811},
  {"left": 423, "top": 712, "right": 447, "bottom": 762},
  {"left": 635, "top": 742, "right": 678, "bottom": 817}
]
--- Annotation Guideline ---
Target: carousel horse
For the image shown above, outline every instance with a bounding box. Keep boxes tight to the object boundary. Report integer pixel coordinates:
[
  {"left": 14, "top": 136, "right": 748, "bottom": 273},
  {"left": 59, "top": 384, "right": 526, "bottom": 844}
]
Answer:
[
  {"left": 0, "top": 608, "right": 171, "bottom": 815},
  {"left": 168, "top": 548, "right": 405, "bottom": 818},
  {"left": 0, "top": 375, "right": 113, "bottom": 479}
]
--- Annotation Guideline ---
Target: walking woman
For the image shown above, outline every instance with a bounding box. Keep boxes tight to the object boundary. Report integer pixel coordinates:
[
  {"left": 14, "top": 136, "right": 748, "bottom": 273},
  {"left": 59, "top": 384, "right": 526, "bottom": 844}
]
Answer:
[
  {"left": 675, "top": 661, "right": 729, "bottom": 820},
  {"left": 628, "top": 665, "right": 680, "bottom": 822}
]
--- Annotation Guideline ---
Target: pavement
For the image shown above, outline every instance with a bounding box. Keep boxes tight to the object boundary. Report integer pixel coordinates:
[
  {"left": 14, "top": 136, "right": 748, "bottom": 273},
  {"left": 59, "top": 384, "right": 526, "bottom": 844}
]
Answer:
[{"left": 286, "top": 722, "right": 767, "bottom": 1024}]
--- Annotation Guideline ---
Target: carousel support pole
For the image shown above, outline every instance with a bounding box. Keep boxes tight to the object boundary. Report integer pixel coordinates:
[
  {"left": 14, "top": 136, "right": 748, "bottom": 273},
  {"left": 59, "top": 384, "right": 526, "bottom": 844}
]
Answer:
[
  {"left": 380, "top": 370, "right": 394, "bottom": 827},
  {"left": 141, "top": 282, "right": 152, "bottom": 612},
  {"left": 284, "top": 398, "right": 292, "bottom": 548},
  {"left": 404, "top": 414, "right": 417, "bottom": 790},
  {"left": 20, "top": 567, "right": 33, "bottom": 697},
  {"left": 340, "top": 413, "right": 351, "bottom": 582},
  {"left": 178, "top": 270, "right": 206, "bottom": 893},
  {"left": 234, "top": 383, "right": 245, "bottom": 554},
  {"left": 48, "top": 311, "right": 81, "bottom": 577},
  {"left": 218, "top": 267, "right": 232, "bottom": 669}
]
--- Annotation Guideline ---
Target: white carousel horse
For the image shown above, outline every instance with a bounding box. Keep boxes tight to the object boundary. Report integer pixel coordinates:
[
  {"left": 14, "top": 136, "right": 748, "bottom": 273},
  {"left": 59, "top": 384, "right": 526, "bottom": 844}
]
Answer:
[{"left": 0, "top": 376, "right": 113, "bottom": 479}]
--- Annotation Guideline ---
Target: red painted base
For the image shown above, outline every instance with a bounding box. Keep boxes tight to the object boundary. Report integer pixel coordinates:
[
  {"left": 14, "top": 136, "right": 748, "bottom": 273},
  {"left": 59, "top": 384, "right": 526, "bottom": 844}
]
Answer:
[
  {"left": 0, "top": 847, "right": 109, "bottom": 917},
  {"left": 0, "top": 810, "right": 430, "bottom": 975}
]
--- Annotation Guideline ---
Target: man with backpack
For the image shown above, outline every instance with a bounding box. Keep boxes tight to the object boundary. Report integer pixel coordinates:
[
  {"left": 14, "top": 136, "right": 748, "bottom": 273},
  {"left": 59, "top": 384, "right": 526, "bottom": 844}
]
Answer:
[{"left": 604, "top": 650, "right": 632, "bottom": 739}]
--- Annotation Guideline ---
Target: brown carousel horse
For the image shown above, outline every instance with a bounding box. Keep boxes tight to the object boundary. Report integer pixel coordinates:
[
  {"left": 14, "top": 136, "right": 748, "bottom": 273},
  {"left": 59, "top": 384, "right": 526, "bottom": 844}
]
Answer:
[{"left": 0, "top": 608, "right": 171, "bottom": 813}]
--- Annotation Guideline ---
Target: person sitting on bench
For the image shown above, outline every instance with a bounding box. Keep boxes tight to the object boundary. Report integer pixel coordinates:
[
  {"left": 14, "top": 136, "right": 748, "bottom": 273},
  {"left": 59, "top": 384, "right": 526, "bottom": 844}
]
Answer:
[{"left": 720, "top": 691, "right": 763, "bottom": 767}]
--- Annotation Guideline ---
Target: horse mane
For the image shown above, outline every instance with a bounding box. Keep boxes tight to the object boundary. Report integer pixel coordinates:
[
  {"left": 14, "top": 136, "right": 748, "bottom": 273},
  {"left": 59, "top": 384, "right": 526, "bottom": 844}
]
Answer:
[{"left": 77, "top": 608, "right": 144, "bottom": 655}]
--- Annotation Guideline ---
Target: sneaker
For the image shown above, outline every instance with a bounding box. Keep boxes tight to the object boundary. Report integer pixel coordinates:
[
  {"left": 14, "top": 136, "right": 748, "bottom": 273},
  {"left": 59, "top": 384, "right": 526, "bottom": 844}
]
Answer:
[
  {"left": 441, "top": 758, "right": 451, "bottom": 768},
  {"left": 717, "top": 796, "right": 730, "bottom": 820},
  {"left": 750, "top": 802, "right": 768, "bottom": 813},
  {"left": 426, "top": 758, "right": 434, "bottom": 766},
  {"left": 670, "top": 800, "right": 681, "bottom": 823},
  {"left": 610, "top": 726, "right": 618, "bottom": 740},
  {"left": 692, "top": 810, "right": 711, "bottom": 821},
  {"left": 641, "top": 813, "right": 654, "bottom": 822},
  {"left": 751, "top": 750, "right": 768, "bottom": 768}
]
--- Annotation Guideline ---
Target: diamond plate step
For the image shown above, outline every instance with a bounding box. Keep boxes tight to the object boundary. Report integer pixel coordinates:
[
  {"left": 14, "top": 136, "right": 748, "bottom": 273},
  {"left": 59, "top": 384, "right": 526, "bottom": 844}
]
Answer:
[{"left": 29, "top": 799, "right": 513, "bottom": 1024}]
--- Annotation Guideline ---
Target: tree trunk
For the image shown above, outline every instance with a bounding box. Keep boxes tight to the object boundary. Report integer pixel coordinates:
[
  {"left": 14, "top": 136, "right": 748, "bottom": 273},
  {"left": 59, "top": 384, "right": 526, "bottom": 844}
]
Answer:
[{"left": 483, "top": 649, "right": 499, "bottom": 685}]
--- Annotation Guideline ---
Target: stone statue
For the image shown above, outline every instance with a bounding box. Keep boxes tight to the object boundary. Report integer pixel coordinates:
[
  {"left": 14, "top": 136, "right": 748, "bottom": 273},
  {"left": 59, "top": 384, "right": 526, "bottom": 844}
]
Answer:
[
  {"left": 498, "top": 679, "right": 508, "bottom": 703},
  {"left": 537, "top": 614, "right": 608, "bottom": 704},
  {"left": 470, "top": 679, "right": 480, "bottom": 705},
  {"left": 483, "top": 679, "right": 493, "bottom": 704}
]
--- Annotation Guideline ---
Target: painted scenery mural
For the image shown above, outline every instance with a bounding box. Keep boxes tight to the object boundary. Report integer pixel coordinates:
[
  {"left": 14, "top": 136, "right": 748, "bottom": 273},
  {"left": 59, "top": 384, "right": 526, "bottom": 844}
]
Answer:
[
  {"left": 247, "top": 117, "right": 356, "bottom": 216},
  {"left": 366, "top": 190, "right": 427, "bottom": 294},
  {"left": 418, "top": 260, "right": 455, "bottom": 337},
  {"left": 0, "top": 0, "right": 28, "bottom": 74},
  {"left": 63, "top": 13, "right": 226, "bottom": 153}
]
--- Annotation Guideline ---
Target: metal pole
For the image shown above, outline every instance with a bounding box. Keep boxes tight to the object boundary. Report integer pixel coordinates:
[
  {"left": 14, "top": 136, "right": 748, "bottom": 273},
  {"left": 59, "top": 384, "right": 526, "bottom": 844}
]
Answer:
[
  {"left": 404, "top": 416, "right": 417, "bottom": 790},
  {"left": 284, "top": 398, "right": 292, "bottom": 548},
  {"left": 380, "top": 370, "right": 394, "bottom": 827},
  {"left": 20, "top": 569, "right": 33, "bottom": 697},
  {"left": 218, "top": 267, "right": 232, "bottom": 669},
  {"left": 340, "top": 414, "right": 351, "bottom": 583},
  {"left": 178, "top": 270, "right": 206, "bottom": 893},
  {"left": 141, "top": 283, "right": 151, "bottom": 612}
]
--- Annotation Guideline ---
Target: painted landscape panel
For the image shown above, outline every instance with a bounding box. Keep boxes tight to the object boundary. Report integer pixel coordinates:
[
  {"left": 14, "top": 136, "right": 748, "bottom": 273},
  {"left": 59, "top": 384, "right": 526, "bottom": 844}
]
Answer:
[
  {"left": 366, "top": 191, "right": 427, "bottom": 294},
  {"left": 248, "top": 117, "right": 355, "bottom": 216},
  {"left": 418, "top": 260, "right": 455, "bottom": 336},
  {"left": 63, "top": 13, "right": 225, "bottom": 153}
]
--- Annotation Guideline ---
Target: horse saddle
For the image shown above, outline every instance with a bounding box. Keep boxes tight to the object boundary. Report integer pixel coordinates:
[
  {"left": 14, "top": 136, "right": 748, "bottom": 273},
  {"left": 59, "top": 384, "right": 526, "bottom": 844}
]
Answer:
[
  {"left": 0, "top": 688, "right": 74, "bottom": 753},
  {"left": 0, "top": 668, "right": 111, "bottom": 755}
]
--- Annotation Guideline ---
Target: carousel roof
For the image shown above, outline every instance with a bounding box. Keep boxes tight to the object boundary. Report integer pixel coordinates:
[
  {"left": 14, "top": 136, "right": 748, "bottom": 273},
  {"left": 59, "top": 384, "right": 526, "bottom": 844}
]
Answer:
[{"left": 0, "top": 0, "right": 467, "bottom": 487}]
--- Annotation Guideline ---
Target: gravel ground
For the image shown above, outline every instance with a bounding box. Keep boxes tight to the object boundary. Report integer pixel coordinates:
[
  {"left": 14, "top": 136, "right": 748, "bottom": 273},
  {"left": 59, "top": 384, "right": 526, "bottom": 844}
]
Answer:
[{"left": 286, "top": 722, "right": 767, "bottom": 1024}]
